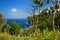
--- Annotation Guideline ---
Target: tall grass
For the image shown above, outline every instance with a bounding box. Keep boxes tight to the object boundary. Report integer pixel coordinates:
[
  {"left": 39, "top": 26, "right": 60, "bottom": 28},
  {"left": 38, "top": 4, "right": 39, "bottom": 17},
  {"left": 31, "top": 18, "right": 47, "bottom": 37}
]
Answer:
[{"left": 0, "top": 30, "right": 60, "bottom": 40}]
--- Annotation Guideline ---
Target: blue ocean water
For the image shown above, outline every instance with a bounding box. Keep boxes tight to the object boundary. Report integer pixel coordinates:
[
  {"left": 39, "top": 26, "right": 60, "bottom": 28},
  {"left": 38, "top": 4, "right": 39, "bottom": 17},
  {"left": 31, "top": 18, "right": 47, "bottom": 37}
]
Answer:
[{"left": 6, "top": 19, "right": 29, "bottom": 28}]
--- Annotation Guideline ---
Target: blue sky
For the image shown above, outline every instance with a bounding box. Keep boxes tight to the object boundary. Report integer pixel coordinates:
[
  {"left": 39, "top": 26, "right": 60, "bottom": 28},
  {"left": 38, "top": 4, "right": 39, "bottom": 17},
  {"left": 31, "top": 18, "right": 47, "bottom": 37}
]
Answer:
[
  {"left": 0, "top": 0, "right": 31, "bottom": 19},
  {"left": 0, "top": 0, "right": 57, "bottom": 19}
]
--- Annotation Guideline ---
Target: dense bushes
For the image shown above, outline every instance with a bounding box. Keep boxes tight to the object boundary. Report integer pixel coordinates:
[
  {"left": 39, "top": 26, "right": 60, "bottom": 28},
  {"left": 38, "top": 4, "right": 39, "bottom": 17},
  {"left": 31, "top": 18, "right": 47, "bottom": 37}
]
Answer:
[
  {"left": 1, "top": 24, "right": 10, "bottom": 33},
  {"left": 0, "top": 13, "right": 20, "bottom": 35},
  {"left": 9, "top": 21, "right": 20, "bottom": 35}
]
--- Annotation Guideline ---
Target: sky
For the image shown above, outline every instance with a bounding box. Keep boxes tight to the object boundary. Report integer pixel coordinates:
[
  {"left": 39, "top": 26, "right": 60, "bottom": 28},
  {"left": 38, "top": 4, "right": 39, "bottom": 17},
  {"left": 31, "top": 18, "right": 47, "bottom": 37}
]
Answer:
[
  {"left": 0, "top": 0, "right": 31, "bottom": 19},
  {"left": 0, "top": 0, "right": 58, "bottom": 19}
]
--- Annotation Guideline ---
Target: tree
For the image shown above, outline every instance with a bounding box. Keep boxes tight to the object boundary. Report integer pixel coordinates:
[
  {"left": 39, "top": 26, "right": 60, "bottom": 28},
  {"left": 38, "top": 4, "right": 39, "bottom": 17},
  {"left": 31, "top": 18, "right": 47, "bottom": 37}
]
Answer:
[
  {"left": 1, "top": 24, "right": 10, "bottom": 33},
  {"left": 33, "top": 0, "right": 60, "bottom": 31},
  {"left": 55, "top": 10, "right": 60, "bottom": 31},
  {"left": 50, "top": 0, "right": 60, "bottom": 31},
  {"left": 9, "top": 21, "right": 20, "bottom": 35},
  {"left": 0, "top": 13, "right": 6, "bottom": 32}
]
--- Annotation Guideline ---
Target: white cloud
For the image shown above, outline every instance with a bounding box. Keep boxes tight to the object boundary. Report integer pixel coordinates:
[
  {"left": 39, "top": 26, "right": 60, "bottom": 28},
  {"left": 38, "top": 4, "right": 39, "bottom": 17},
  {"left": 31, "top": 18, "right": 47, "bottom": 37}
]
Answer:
[
  {"left": 5, "top": 9, "right": 30, "bottom": 19},
  {"left": 11, "top": 8, "right": 17, "bottom": 12}
]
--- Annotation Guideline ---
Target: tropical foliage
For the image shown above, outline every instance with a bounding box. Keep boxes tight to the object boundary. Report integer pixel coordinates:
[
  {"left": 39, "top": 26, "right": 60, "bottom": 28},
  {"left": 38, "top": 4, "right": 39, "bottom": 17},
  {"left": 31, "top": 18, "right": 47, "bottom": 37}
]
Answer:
[{"left": 0, "top": 0, "right": 60, "bottom": 40}]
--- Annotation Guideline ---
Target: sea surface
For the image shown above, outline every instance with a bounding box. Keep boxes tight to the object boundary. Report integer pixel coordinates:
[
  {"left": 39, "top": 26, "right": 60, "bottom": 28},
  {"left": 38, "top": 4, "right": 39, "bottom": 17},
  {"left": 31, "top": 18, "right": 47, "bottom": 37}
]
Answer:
[{"left": 6, "top": 19, "right": 29, "bottom": 28}]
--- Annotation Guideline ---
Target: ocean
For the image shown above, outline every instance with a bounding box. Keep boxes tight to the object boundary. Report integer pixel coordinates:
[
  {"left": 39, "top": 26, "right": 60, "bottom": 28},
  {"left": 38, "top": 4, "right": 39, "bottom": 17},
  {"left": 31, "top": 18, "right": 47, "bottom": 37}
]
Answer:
[{"left": 6, "top": 19, "right": 29, "bottom": 28}]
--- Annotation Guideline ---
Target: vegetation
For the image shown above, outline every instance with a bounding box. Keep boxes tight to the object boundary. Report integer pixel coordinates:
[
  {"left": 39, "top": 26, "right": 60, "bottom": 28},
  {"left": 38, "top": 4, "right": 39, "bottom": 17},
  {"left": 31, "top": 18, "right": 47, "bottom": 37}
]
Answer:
[
  {"left": 0, "top": 0, "right": 60, "bottom": 40},
  {"left": 9, "top": 21, "right": 20, "bottom": 35},
  {"left": 0, "top": 30, "right": 60, "bottom": 40}
]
